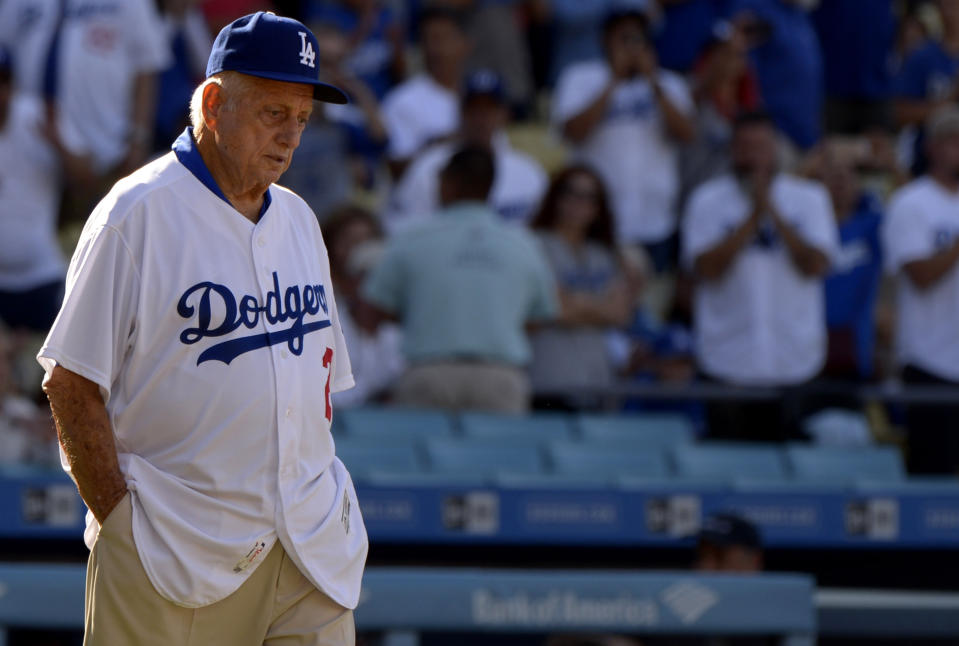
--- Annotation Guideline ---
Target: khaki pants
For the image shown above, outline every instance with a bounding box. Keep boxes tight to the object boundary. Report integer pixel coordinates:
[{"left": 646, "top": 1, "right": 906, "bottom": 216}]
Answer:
[
  {"left": 85, "top": 493, "right": 355, "bottom": 646},
  {"left": 392, "top": 361, "right": 531, "bottom": 413}
]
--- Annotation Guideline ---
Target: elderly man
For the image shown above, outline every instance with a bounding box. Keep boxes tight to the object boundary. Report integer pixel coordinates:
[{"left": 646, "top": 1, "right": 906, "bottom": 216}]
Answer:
[{"left": 38, "top": 13, "right": 366, "bottom": 646}]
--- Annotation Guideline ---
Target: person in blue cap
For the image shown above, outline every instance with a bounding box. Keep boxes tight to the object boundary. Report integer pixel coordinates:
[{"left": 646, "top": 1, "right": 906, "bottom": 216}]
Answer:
[
  {"left": 695, "top": 512, "right": 764, "bottom": 573},
  {"left": 38, "top": 12, "right": 367, "bottom": 645}
]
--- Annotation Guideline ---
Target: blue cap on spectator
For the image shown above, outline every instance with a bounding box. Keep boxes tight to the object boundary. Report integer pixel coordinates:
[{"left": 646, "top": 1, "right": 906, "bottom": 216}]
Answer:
[
  {"left": 206, "top": 11, "right": 348, "bottom": 104},
  {"left": 463, "top": 69, "right": 506, "bottom": 104}
]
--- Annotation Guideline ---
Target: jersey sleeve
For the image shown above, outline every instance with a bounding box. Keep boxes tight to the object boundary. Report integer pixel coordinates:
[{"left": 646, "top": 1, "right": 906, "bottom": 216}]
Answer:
[
  {"left": 124, "top": 0, "right": 172, "bottom": 74},
  {"left": 681, "top": 182, "right": 732, "bottom": 269},
  {"left": 326, "top": 285, "right": 355, "bottom": 394},
  {"left": 797, "top": 183, "right": 841, "bottom": 263},
  {"left": 883, "top": 189, "right": 934, "bottom": 272},
  {"left": 551, "top": 62, "right": 609, "bottom": 127},
  {"left": 37, "top": 223, "right": 141, "bottom": 402},
  {"left": 659, "top": 72, "right": 695, "bottom": 116}
]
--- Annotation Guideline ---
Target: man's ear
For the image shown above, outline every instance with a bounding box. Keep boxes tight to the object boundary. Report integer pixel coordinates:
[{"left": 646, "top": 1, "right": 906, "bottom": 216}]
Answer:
[{"left": 202, "top": 83, "right": 225, "bottom": 132}]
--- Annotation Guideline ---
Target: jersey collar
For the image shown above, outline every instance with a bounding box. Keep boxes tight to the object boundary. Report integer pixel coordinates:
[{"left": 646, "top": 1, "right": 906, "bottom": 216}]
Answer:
[{"left": 172, "top": 127, "right": 272, "bottom": 219}]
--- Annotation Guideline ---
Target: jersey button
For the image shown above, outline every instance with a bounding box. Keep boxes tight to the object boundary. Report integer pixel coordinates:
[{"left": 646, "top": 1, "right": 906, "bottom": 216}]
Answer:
[
  {"left": 257, "top": 236, "right": 266, "bottom": 248},
  {"left": 281, "top": 349, "right": 289, "bottom": 359},
  {"left": 285, "top": 406, "right": 293, "bottom": 418}
]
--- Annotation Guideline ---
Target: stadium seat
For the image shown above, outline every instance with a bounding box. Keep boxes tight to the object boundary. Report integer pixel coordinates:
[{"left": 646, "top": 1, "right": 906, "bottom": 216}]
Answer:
[
  {"left": 786, "top": 445, "right": 906, "bottom": 485},
  {"left": 672, "top": 443, "right": 788, "bottom": 483},
  {"left": 336, "top": 407, "right": 455, "bottom": 441},
  {"left": 334, "top": 439, "right": 424, "bottom": 479},
  {"left": 459, "top": 412, "right": 574, "bottom": 446},
  {"left": 577, "top": 413, "right": 695, "bottom": 449},
  {"left": 547, "top": 440, "right": 671, "bottom": 482},
  {"left": 424, "top": 438, "right": 546, "bottom": 478},
  {"left": 360, "top": 470, "right": 490, "bottom": 487}
]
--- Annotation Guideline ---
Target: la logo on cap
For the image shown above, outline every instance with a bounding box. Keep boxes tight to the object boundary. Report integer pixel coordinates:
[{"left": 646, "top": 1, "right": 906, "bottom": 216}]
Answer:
[{"left": 298, "top": 31, "right": 316, "bottom": 68}]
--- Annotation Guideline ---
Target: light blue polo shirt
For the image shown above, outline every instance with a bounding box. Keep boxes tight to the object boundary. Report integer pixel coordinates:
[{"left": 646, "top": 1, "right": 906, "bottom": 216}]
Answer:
[{"left": 363, "top": 202, "right": 558, "bottom": 366}]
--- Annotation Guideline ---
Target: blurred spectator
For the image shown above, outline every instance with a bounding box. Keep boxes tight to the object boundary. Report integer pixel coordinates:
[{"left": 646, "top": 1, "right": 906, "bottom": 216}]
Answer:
[
  {"left": 382, "top": 6, "right": 469, "bottom": 178},
  {"left": 694, "top": 512, "right": 763, "bottom": 573},
  {"left": 0, "top": 323, "right": 57, "bottom": 466},
  {"left": 306, "top": 0, "right": 407, "bottom": 99},
  {"left": 730, "top": 0, "right": 823, "bottom": 151},
  {"left": 807, "top": 139, "right": 884, "bottom": 382},
  {"left": 388, "top": 69, "right": 547, "bottom": 228},
  {"left": 527, "top": 165, "right": 632, "bottom": 408},
  {"left": 679, "top": 19, "right": 761, "bottom": 212},
  {"left": 460, "top": 0, "right": 535, "bottom": 113},
  {"left": 0, "top": 46, "right": 87, "bottom": 333},
  {"left": 0, "top": 0, "right": 171, "bottom": 187},
  {"left": 153, "top": 0, "right": 213, "bottom": 150},
  {"left": 323, "top": 205, "right": 404, "bottom": 408},
  {"left": 201, "top": 0, "right": 274, "bottom": 33},
  {"left": 552, "top": 7, "right": 694, "bottom": 273},
  {"left": 812, "top": 0, "right": 895, "bottom": 135},
  {"left": 654, "top": 0, "right": 733, "bottom": 74},
  {"left": 542, "top": 0, "right": 618, "bottom": 87},
  {"left": 883, "top": 107, "right": 959, "bottom": 475},
  {"left": 281, "top": 21, "right": 388, "bottom": 209},
  {"left": 894, "top": 0, "right": 959, "bottom": 175},
  {"left": 683, "top": 112, "right": 838, "bottom": 441},
  {"left": 363, "top": 147, "right": 558, "bottom": 413}
]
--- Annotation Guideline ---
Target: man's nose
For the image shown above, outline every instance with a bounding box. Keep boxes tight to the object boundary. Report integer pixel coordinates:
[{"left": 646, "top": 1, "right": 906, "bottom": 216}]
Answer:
[{"left": 277, "top": 116, "right": 303, "bottom": 148}]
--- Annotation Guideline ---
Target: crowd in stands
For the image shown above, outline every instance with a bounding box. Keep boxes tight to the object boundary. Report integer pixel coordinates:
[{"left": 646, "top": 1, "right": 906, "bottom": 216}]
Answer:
[{"left": 4, "top": 0, "right": 959, "bottom": 476}]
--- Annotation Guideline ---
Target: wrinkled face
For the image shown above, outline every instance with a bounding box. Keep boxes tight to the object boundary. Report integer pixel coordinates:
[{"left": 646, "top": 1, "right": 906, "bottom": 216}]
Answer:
[
  {"left": 556, "top": 171, "right": 603, "bottom": 233},
  {"left": 696, "top": 543, "right": 762, "bottom": 573},
  {"left": 214, "top": 77, "right": 314, "bottom": 190}
]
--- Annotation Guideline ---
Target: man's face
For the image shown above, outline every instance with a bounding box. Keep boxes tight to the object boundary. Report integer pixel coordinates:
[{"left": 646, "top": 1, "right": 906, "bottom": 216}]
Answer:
[
  {"left": 461, "top": 95, "right": 507, "bottom": 147},
  {"left": 422, "top": 18, "right": 468, "bottom": 73},
  {"left": 214, "top": 77, "right": 314, "bottom": 190},
  {"left": 930, "top": 132, "right": 959, "bottom": 180},
  {"left": 732, "top": 122, "right": 778, "bottom": 180},
  {"left": 696, "top": 542, "right": 763, "bottom": 573}
]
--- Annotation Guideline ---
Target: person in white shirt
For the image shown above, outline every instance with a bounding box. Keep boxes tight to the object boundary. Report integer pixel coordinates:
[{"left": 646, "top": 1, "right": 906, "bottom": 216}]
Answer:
[
  {"left": 0, "top": 0, "right": 170, "bottom": 182},
  {"left": 387, "top": 68, "right": 548, "bottom": 230},
  {"left": 552, "top": 7, "right": 695, "bottom": 272},
  {"left": 381, "top": 6, "right": 469, "bottom": 179},
  {"left": 37, "top": 13, "right": 366, "bottom": 645},
  {"left": 0, "top": 45, "right": 89, "bottom": 333},
  {"left": 683, "top": 111, "right": 839, "bottom": 441},
  {"left": 883, "top": 106, "right": 959, "bottom": 474}
]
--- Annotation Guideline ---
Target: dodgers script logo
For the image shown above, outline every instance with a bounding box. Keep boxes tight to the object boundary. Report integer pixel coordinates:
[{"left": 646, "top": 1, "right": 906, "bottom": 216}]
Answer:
[{"left": 177, "top": 272, "right": 330, "bottom": 365}]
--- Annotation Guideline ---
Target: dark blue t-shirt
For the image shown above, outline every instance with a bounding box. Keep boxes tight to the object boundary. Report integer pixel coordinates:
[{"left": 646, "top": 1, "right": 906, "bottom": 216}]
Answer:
[
  {"left": 894, "top": 40, "right": 959, "bottom": 100},
  {"left": 824, "top": 192, "right": 883, "bottom": 378},
  {"left": 654, "top": 0, "right": 732, "bottom": 73},
  {"left": 812, "top": 0, "right": 894, "bottom": 99}
]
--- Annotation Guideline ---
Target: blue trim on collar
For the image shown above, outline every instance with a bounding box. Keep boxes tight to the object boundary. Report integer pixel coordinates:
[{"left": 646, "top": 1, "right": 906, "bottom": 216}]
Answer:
[{"left": 171, "top": 128, "right": 272, "bottom": 218}]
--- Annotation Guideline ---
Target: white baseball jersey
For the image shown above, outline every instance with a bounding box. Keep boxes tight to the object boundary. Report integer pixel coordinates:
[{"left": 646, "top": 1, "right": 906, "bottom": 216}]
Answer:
[
  {"left": 0, "top": 93, "right": 76, "bottom": 290},
  {"left": 38, "top": 129, "right": 368, "bottom": 609},
  {"left": 884, "top": 176, "right": 959, "bottom": 381},
  {"left": 552, "top": 60, "right": 694, "bottom": 245},
  {"left": 682, "top": 173, "right": 839, "bottom": 386},
  {"left": 382, "top": 73, "right": 459, "bottom": 161},
  {"left": 0, "top": 0, "right": 170, "bottom": 171},
  {"left": 386, "top": 133, "right": 548, "bottom": 230}
]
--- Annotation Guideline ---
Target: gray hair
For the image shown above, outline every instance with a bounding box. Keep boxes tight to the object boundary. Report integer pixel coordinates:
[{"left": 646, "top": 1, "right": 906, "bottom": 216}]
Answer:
[{"left": 189, "top": 72, "right": 256, "bottom": 134}]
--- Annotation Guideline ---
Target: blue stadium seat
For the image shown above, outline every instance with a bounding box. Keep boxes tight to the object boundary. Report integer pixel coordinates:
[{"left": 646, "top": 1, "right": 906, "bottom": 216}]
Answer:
[
  {"left": 547, "top": 440, "right": 671, "bottom": 482},
  {"left": 424, "top": 438, "right": 545, "bottom": 478},
  {"left": 672, "top": 444, "right": 788, "bottom": 483},
  {"left": 577, "top": 413, "right": 695, "bottom": 449},
  {"left": 334, "top": 438, "right": 424, "bottom": 479},
  {"left": 459, "top": 412, "right": 574, "bottom": 446},
  {"left": 336, "top": 407, "right": 455, "bottom": 441},
  {"left": 786, "top": 445, "right": 906, "bottom": 485}
]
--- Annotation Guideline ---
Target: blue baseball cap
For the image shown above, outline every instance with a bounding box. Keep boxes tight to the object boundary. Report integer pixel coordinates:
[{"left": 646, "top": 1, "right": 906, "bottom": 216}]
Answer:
[
  {"left": 463, "top": 69, "right": 505, "bottom": 104},
  {"left": 206, "top": 11, "right": 348, "bottom": 104}
]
